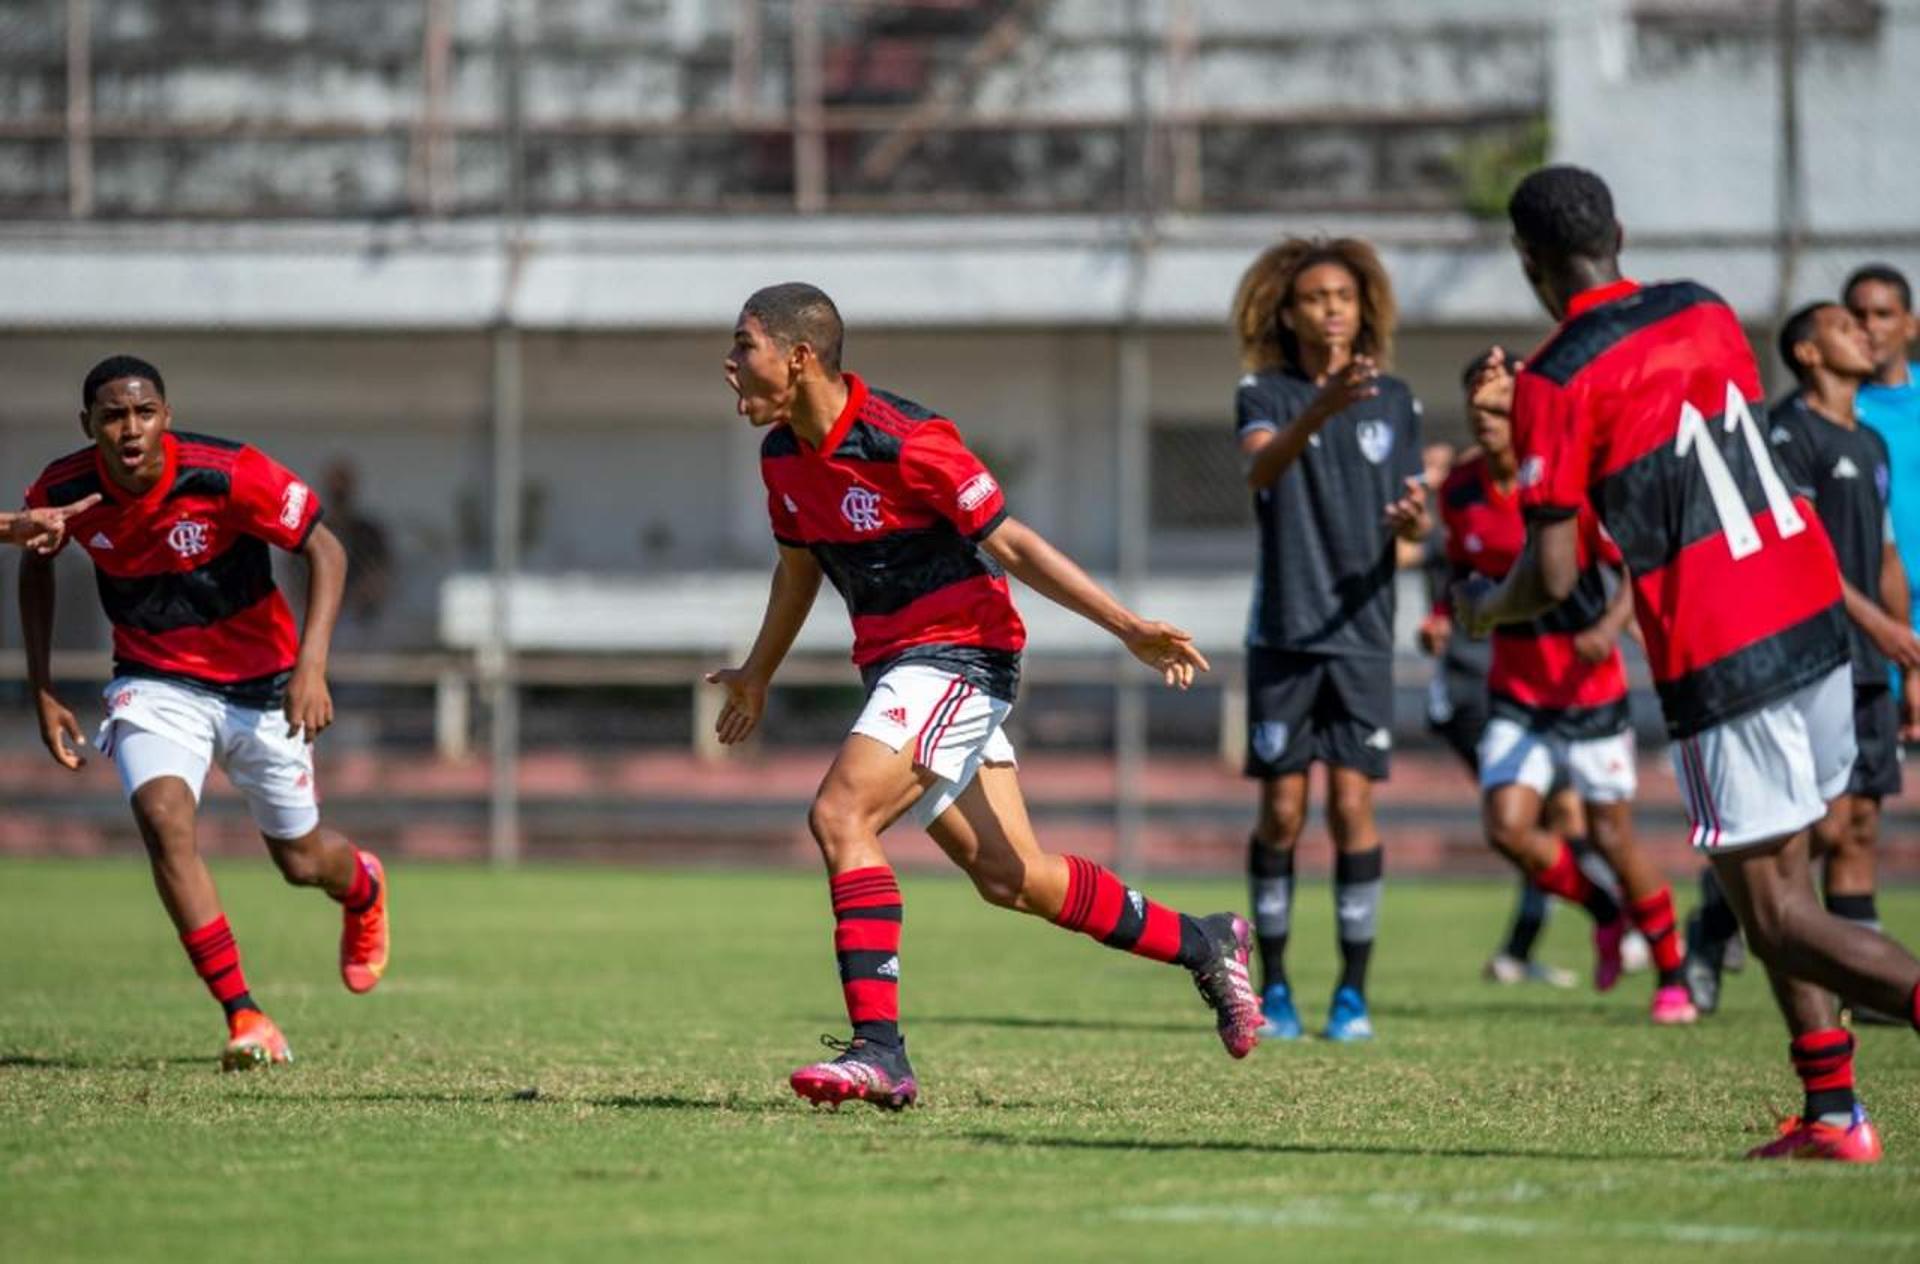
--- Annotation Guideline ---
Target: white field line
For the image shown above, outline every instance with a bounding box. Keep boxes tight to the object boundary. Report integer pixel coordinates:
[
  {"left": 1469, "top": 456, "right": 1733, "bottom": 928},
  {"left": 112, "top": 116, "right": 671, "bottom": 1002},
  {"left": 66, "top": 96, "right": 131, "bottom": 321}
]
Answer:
[{"left": 1111, "top": 1201, "right": 1920, "bottom": 1249}]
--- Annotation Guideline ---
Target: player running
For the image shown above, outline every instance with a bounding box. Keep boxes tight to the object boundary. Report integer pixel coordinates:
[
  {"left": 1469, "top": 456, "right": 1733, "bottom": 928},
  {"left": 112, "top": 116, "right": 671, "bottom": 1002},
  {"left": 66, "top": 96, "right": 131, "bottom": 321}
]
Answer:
[
  {"left": 711, "top": 284, "right": 1261, "bottom": 1110},
  {"left": 1229, "top": 237, "right": 1428, "bottom": 1041},
  {"left": 18, "top": 356, "right": 390, "bottom": 1072},
  {"left": 1456, "top": 166, "right": 1920, "bottom": 1162},
  {"left": 1445, "top": 349, "right": 1694, "bottom": 1024}
]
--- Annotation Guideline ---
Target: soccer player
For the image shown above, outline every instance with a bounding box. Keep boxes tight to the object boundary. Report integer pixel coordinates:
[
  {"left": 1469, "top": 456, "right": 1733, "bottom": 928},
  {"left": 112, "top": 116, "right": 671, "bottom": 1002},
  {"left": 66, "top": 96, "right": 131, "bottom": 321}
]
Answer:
[
  {"left": 1420, "top": 427, "right": 1576, "bottom": 989},
  {"left": 1444, "top": 350, "right": 1694, "bottom": 1024},
  {"left": 1228, "top": 237, "right": 1428, "bottom": 1042},
  {"left": 18, "top": 356, "right": 390, "bottom": 1072},
  {"left": 711, "top": 283, "right": 1262, "bottom": 1111},
  {"left": 1456, "top": 166, "right": 1920, "bottom": 1162},
  {"left": 1847, "top": 264, "right": 1920, "bottom": 634},
  {"left": 1771, "top": 305, "right": 1917, "bottom": 1004}
]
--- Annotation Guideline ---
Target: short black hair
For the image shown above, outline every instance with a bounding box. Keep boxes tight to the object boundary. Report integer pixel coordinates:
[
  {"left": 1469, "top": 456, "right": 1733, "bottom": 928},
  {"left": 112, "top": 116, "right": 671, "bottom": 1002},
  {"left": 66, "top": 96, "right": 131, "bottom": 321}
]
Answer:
[
  {"left": 82, "top": 355, "right": 165, "bottom": 409},
  {"left": 1507, "top": 165, "right": 1618, "bottom": 262},
  {"left": 1843, "top": 262, "right": 1912, "bottom": 312},
  {"left": 1461, "top": 346, "right": 1516, "bottom": 390},
  {"left": 1778, "top": 301, "right": 1839, "bottom": 383},
  {"left": 741, "top": 282, "right": 844, "bottom": 374}
]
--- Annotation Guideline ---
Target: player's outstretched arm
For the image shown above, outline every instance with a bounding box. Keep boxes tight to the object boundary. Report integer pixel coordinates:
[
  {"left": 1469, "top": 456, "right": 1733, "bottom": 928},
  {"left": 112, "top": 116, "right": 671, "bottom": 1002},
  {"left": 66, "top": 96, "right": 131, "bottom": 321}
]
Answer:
[
  {"left": 1453, "top": 515, "right": 1580, "bottom": 638},
  {"left": 285, "top": 522, "right": 347, "bottom": 743},
  {"left": 1, "top": 496, "right": 101, "bottom": 554},
  {"left": 978, "top": 516, "right": 1209, "bottom": 689},
  {"left": 705, "top": 544, "right": 823, "bottom": 745},
  {"left": 18, "top": 552, "right": 84, "bottom": 770}
]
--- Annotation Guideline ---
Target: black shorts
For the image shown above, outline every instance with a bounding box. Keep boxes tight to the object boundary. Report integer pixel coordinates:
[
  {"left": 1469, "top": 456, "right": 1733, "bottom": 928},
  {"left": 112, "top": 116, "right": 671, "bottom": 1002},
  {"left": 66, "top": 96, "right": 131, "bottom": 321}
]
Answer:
[
  {"left": 1850, "top": 686, "right": 1902, "bottom": 800},
  {"left": 1245, "top": 648, "right": 1394, "bottom": 781}
]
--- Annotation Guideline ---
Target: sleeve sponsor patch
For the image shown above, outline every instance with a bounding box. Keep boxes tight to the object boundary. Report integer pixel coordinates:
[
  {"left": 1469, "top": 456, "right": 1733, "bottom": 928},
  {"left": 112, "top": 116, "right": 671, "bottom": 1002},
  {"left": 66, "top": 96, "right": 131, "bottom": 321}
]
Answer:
[
  {"left": 279, "top": 481, "right": 311, "bottom": 531},
  {"left": 957, "top": 471, "right": 999, "bottom": 512}
]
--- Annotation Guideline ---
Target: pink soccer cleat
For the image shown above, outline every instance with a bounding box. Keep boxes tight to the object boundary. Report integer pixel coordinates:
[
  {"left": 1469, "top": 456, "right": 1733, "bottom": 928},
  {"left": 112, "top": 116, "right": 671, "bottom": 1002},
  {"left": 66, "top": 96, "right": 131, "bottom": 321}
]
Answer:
[
  {"left": 789, "top": 1036, "right": 918, "bottom": 1112},
  {"left": 1190, "top": 913, "right": 1262, "bottom": 1058},
  {"left": 1747, "top": 1105, "right": 1882, "bottom": 1163},
  {"left": 1650, "top": 984, "right": 1698, "bottom": 1025}
]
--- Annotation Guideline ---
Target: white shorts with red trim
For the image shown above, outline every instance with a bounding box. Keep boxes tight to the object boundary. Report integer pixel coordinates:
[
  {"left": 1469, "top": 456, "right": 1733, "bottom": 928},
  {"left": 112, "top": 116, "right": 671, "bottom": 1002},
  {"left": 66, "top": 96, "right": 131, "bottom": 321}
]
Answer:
[
  {"left": 851, "top": 663, "right": 1017, "bottom": 827},
  {"left": 1478, "top": 718, "right": 1636, "bottom": 804},
  {"left": 1671, "top": 663, "right": 1854, "bottom": 852},
  {"left": 97, "top": 676, "right": 320, "bottom": 841}
]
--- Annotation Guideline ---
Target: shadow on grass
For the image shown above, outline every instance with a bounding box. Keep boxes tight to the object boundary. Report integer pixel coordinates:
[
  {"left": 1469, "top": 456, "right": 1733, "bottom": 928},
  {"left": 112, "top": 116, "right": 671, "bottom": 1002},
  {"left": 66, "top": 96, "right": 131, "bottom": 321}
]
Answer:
[
  {"left": 956, "top": 1129, "right": 1699, "bottom": 1165},
  {"left": 0, "top": 1052, "right": 210, "bottom": 1070},
  {"left": 589, "top": 1093, "right": 787, "bottom": 1114},
  {"left": 910, "top": 1014, "right": 1198, "bottom": 1035}
]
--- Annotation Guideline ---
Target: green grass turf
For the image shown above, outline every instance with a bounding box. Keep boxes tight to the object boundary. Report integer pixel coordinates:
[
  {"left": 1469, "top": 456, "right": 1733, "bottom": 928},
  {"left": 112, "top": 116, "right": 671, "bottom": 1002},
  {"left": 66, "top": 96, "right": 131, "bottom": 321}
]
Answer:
[{"left": 2, "top": 858, "right": 1919, "bottom": 1263}]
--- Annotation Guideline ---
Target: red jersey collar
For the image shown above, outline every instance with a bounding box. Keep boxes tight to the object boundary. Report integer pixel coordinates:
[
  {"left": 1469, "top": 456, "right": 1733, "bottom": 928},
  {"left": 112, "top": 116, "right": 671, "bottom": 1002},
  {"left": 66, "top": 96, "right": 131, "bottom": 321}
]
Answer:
[
  {"left": 94, "top": 430, "right": 178, "bottom": 505},
  {"left": 1565, "top": 277, "right": 1640, "bottom": 320},
  {"left": 800, "top": 372, "right": 867, "bottom": 459}
]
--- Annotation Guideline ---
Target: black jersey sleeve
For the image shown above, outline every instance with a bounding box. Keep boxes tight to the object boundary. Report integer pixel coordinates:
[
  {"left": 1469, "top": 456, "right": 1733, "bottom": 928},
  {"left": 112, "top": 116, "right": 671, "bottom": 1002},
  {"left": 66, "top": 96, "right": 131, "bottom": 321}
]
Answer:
[{"left": 1234, "top": 374, "right": 1287, "bottom": 439}]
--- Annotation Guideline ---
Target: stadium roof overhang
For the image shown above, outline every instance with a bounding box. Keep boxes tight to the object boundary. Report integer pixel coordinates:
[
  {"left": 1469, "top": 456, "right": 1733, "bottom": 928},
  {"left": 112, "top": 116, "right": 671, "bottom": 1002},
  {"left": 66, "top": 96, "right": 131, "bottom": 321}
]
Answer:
[{"left": 0, "top": 214, "right": 1912, "bottom": 332}]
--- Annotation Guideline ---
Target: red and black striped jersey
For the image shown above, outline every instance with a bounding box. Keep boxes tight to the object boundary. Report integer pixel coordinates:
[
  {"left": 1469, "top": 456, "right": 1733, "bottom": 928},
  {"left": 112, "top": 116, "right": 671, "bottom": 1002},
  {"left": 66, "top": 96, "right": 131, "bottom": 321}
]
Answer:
[
  {"left": 25, "top": 431, "right": 324, "bottom": 704},
  {"left": 760, "top": 373, "right": 1026, "bottom": 699},
  {"left": 1440, "top": 453, "right": 1628, "bottom": 738},
  {"left": 1514, "top": 278, "right": 1847, "bottom": 738}
]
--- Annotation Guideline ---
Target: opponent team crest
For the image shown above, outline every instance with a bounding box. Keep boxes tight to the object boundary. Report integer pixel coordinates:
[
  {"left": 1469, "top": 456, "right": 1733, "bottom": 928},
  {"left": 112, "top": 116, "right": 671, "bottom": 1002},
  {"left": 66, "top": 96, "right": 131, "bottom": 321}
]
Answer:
[
  {"left": 1252, "top": 721, "right": 1289, "bottom": 764},
  {"left": 1355, "top": 418, "right": 1393, "bottom": 465}
]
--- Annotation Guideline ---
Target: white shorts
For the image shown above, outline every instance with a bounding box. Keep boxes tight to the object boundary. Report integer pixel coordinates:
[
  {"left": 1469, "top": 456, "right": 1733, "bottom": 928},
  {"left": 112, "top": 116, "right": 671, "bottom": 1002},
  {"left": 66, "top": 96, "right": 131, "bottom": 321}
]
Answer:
[
  {"left": 1671, "top": 663, "right": 1855, "bottom": 852},
  {"left": 851, "top": 663, "right": 1017, "bottom": 827},
  {"left": 1478, "top": 717, "right": 1638, "bottom": 803},
  {"left": 98, "top": 676, "right": 320, "bottom": 841}
]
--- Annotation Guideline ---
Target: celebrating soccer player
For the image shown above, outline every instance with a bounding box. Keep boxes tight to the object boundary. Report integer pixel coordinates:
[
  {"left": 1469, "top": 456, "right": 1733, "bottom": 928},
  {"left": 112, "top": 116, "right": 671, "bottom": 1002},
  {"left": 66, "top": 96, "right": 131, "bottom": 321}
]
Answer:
[
  {"left": 711, "top": 284, "right": 1261, "bottom": 1111},
  {"left": 1228, "top": 237, "right": 1428, "bottom": 1041},
  {"left": 1455, "top": 166, "right": 1920, "bottom": 1162},
  {"left": 18, "top": 356, "right": 390, "bottom": 1072},
  {"left": 1446, "top": 349, "right": 1694, "bottom": 1024}
]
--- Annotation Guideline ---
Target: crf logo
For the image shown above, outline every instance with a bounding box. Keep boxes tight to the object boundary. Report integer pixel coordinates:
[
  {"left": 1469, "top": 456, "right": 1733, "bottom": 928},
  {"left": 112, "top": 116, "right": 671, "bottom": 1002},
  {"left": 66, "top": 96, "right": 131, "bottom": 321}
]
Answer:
[
  {"left": 840, "top": 486, "right": 883, "bottom": 532},
  {"left": 167, "top": 519, "right": 211, "bottom": 558},
  {"left": 111, "top": 689, "right": 135, "bottom": 711}
]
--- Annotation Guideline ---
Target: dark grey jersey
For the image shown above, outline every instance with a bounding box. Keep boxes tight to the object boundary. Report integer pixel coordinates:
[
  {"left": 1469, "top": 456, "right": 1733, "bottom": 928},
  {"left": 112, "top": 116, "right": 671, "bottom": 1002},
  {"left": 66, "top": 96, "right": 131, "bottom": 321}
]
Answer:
[
  {"left": 1236, "top": 367, "right": 1422, "bottom": 656},
  {"left": 1768, "top": 394, "right": 1896, "bottom": 685}
]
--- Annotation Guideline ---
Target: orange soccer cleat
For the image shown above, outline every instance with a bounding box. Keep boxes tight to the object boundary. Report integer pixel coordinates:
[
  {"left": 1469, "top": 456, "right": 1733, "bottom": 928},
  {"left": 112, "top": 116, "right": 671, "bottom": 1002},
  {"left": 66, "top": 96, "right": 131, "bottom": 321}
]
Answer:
[
  {"left": 340, "top": 851, "right": 389, "bottom": 995},
  {"left": 221, "top": 1009, "right": 293, "bottom": 1072},
  {"left": 1746, "top": 1106, "right": 1883, "bottom": 1163}
]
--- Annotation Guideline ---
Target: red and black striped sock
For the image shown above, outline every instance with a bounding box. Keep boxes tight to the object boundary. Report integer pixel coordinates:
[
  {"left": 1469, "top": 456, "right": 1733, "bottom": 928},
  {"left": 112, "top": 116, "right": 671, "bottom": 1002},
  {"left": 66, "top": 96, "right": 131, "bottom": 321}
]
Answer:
[
  {"left": 180, "top": 915, "right": 259, "bottom": 1020},
  {"left": 1629, "top": 885, "right": 1685, "bottom": 986},
  {"left": 1054, "top": 856, "right": 1209, "bottom": 970},
  {"left": 1533, "top": 838, "right": 1620, "bottom": 925},
  {"left": 830, "top": 867, "right": 902, "bottom": 1048},
  {"left": 328, "top": 849, "right": 380, "bottom": 914},
  {"left": 1791, "top": 1027, "right": 1856, "bottom": 1124}
]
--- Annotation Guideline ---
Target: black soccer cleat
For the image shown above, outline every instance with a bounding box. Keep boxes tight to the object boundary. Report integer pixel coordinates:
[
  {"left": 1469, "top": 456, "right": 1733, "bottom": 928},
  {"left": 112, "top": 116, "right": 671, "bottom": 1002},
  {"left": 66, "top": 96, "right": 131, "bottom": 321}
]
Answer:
[{"left": 1682, "top": 907, "right": 1726, "bottom": 1015}]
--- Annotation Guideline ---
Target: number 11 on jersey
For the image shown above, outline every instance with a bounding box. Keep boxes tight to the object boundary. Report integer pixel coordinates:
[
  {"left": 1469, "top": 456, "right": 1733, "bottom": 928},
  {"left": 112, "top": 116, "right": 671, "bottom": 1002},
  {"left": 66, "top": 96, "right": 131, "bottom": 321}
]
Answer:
[{"left": 1675, "top": 381, "right": 1806, "bottom": 561}]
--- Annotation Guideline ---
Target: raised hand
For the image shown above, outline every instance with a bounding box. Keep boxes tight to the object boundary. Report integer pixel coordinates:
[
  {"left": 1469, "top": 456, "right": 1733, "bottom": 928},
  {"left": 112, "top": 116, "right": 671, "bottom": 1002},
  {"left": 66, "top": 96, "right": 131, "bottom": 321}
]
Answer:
[
  {"left": 1122, "top": 619, "right": 1211, "bottom": 690},
  {"left": 1469, "top": 347, "right": 1516, "bottom": 416},
  {"left": 1312, "top": 354, "right": 1381, "bottom": 417},
  {"left": 1382, "top": 475, "right": 1429, "bottom": 541},
  {"left": 704, "top": 666, "right": 769, "bottom": 744}
]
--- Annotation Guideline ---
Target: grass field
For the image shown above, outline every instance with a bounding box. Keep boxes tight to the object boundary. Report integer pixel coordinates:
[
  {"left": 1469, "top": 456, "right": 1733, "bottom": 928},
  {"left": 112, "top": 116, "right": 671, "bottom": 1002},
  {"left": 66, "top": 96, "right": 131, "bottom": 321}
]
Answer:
[{"left": 3, "top": 857, "right": 1919, "bottom": 1263}]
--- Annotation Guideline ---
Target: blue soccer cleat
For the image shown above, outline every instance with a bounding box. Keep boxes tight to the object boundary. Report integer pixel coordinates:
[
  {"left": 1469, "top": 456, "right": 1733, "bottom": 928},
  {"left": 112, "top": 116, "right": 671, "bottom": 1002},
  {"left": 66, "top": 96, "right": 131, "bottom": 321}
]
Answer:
[
  {"left": 1258, "top": 982, "right": 1303, "bottom": 1040},
  {"left": 1322, "top": 985, "right": 1374, "bottom": 1042}
]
